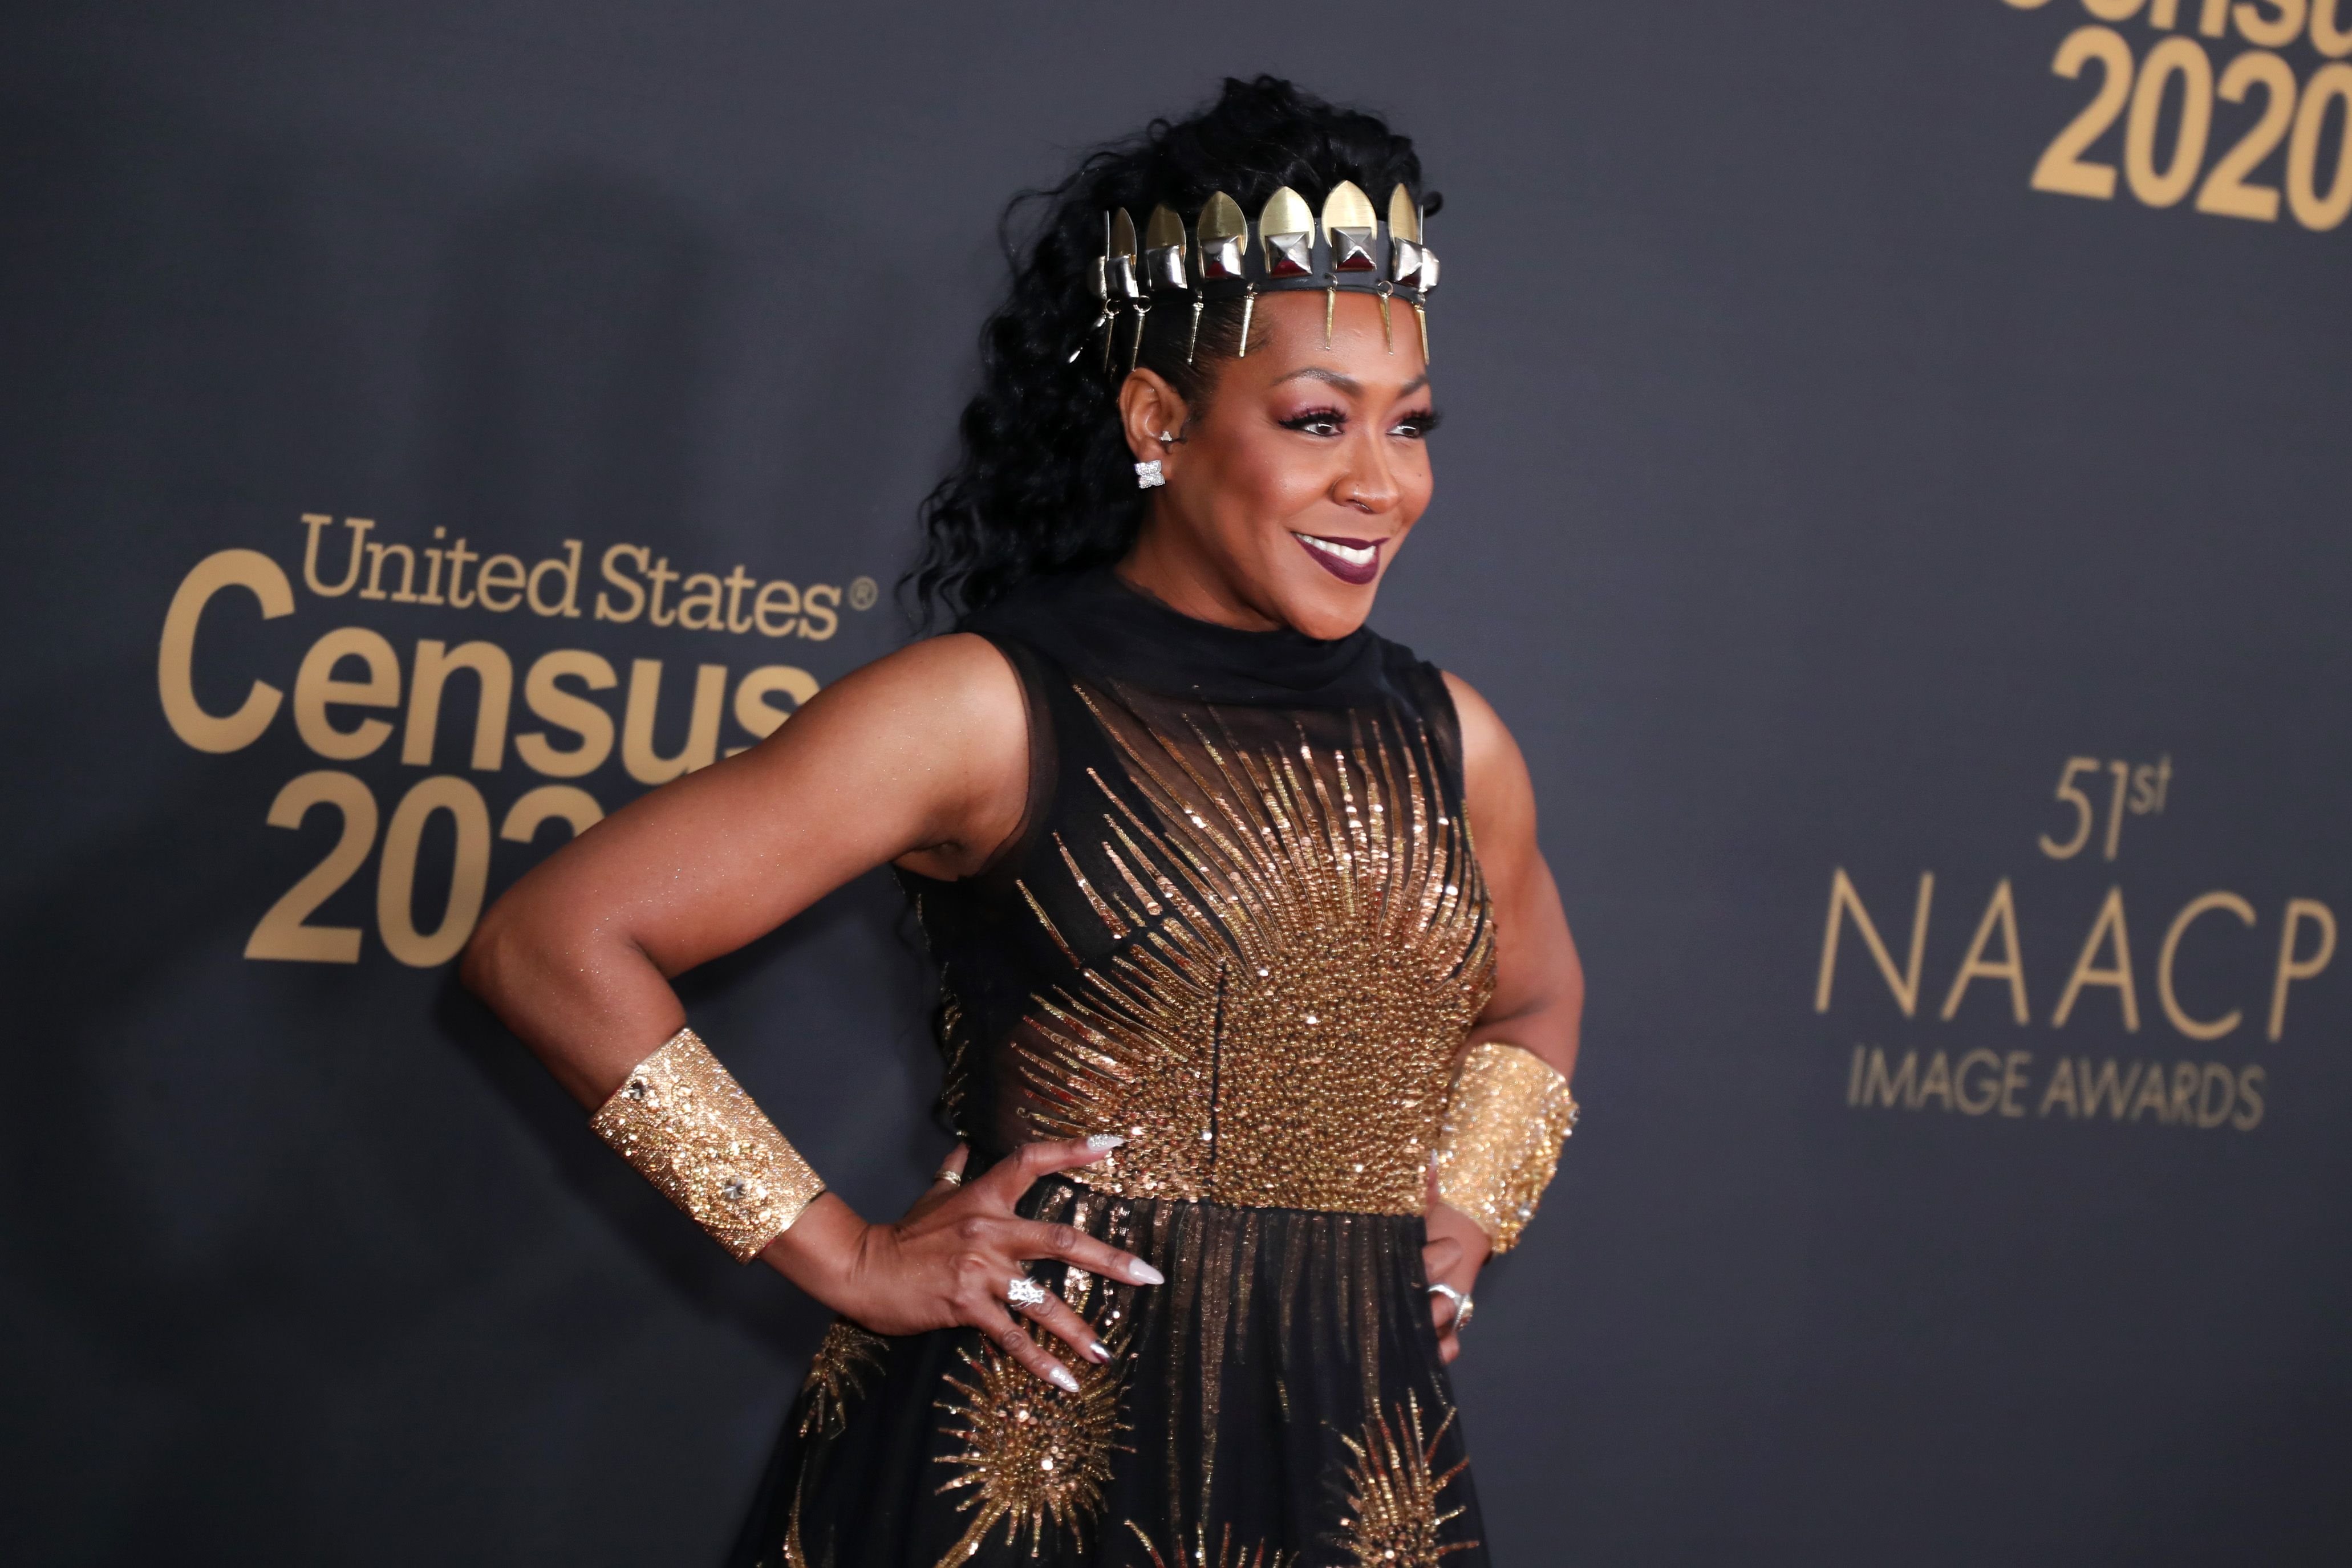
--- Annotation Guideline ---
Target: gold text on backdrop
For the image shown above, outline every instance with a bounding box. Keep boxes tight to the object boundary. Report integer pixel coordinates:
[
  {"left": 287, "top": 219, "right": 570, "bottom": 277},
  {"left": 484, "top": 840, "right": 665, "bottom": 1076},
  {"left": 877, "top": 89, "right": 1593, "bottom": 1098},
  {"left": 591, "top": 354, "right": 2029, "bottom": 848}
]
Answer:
[
  {"left": 157, "top": 516, "right": 878, "bottom": 968},
  {"left": 2004, "top": 0, "right": 2352, "bottom": 229},
  {"left": 1814, "top": 754, "right": 2336, "bottom": 1132}
]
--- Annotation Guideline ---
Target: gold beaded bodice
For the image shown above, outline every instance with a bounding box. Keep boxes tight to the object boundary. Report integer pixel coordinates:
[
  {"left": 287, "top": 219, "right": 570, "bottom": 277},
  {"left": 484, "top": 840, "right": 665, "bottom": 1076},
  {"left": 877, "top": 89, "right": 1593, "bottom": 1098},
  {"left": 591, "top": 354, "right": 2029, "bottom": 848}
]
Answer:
[{"left": 906, "top": 576, "right": 1495, "bottom": 1218}]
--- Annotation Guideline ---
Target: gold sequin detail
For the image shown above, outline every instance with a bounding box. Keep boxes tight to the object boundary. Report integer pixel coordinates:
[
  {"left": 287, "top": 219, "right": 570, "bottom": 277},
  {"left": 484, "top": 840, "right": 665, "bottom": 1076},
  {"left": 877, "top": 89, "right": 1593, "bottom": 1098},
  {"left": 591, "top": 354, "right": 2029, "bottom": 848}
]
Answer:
[
  {"left": 797, "top": 1319, "right": 887, "bottom": 1439},
  {"left": 752, "top": 1453, "right": 828, "bottom": 1568},
  {"left": 1014, "top": 683, "right": 1495, "bottom": 1214},
  {"left": 768, "top": 1472, "right": 816, "bottom": 1568},
  {"left": 1432, "top": 1041, "right": 1578, "bottom": 1253},
  {"left": 931, "top": 1305, "right": 1130, "bottom": 1567},
  {"left": 935, "top": 990, "right": 974, "bottom": 1131},
  {"left": 1329, "top": 1393, "right": 1478, "bottom": 1567},
  {"left": 589, "top": 1028, "right": 825, "bottom": 1262},
  {"left": 1124, "top": 1520, "right": 1297, "bottom": 1567}
]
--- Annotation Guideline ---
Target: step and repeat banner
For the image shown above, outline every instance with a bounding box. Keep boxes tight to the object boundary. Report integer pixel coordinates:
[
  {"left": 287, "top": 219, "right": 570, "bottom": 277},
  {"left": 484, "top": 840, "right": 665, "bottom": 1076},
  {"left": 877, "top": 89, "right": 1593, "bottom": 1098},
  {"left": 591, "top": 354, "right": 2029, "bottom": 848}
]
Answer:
[{"left": 3, "top": 3, "right": 2345, "bottom": 1563}]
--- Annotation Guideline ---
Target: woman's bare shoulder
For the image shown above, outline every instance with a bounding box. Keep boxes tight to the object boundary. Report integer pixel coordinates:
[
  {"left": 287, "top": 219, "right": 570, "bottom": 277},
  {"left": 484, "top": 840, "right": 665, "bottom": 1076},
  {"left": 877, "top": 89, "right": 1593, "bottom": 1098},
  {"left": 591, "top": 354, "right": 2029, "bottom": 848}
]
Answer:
[
  {"left": 765, "top": 632, "right": 1029, "bottom": 878},
  {"left": 788, "top": 631, "right": 1025, "bottom": 744},
  {"left": 1438, "top": 669, "right": 1535, "bottom": 833},
  {"left": 1438, "top": 671, "right": 1523, "bottom": 776}
]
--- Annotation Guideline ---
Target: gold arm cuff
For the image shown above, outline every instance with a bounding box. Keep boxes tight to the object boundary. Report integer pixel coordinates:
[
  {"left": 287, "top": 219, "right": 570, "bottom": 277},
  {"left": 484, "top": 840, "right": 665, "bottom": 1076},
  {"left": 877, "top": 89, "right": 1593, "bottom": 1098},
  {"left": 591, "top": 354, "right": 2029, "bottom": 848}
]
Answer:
[
  {"left": 1433, "top": 1040, "right": 1578, "bottom": 1253},
  {"left": 590, "top": 1027, "right": 825, "bottom": 1264}
]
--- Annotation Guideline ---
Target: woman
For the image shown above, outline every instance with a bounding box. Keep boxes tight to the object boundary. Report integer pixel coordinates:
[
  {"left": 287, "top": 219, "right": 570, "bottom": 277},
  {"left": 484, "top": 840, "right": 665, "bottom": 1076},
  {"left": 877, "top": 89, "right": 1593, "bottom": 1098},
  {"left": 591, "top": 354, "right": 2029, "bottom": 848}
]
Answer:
[{"left": 463, "top": 76, "right": 1583, "bottom": 1567}]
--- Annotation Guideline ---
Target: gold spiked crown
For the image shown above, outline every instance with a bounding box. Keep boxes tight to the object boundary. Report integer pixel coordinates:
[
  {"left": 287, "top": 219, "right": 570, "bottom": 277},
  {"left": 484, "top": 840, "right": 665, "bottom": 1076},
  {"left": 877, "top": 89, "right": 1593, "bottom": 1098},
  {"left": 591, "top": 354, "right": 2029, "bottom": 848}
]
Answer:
[{"left": 1081, "top": 181, "right": 1439, "bottom": 367}]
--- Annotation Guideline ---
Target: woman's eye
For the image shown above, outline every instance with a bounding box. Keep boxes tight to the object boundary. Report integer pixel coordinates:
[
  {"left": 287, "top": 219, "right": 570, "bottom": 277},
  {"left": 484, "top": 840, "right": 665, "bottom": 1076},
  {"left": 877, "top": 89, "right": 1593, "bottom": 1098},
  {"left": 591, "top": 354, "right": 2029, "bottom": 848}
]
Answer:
[
  {"left": 1390, "top": 410, "right": 1442, "bottom": 440},
  {"left": 1280, "top": 410, "right": 1346, "bottom": 437}
]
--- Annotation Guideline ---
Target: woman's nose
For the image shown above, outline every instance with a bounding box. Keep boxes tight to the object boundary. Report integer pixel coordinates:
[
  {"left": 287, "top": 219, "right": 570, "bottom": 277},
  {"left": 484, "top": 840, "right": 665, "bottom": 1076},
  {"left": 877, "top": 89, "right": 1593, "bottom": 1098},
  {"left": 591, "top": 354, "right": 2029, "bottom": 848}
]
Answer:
[{"left": 1339, "top": 430, "right": 1401, "bottom": 513}]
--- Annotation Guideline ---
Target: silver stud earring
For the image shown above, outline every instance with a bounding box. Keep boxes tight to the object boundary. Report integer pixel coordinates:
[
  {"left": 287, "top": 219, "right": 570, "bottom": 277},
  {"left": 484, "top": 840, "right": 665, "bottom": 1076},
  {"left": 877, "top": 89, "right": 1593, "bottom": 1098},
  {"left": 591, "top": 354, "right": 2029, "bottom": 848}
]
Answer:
[{"left": 1134, "top": 458, "right": 1165, "bottom": 490}]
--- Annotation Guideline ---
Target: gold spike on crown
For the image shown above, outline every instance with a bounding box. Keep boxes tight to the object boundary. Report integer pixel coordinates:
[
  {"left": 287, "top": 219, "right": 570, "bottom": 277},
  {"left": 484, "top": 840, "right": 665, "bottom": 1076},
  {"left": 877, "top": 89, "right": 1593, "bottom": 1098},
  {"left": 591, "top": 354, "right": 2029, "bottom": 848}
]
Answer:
[{"left": 1084, "top": 181, "right": 1438, "bottom": 367}]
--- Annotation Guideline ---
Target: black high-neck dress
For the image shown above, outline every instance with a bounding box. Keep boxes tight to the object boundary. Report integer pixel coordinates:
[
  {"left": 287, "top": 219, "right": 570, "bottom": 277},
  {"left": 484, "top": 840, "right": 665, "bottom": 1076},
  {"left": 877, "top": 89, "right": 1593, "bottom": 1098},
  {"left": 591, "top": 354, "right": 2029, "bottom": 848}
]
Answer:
[{"left": 733, "top": 570, "right": 1498, "bottom": 1568}]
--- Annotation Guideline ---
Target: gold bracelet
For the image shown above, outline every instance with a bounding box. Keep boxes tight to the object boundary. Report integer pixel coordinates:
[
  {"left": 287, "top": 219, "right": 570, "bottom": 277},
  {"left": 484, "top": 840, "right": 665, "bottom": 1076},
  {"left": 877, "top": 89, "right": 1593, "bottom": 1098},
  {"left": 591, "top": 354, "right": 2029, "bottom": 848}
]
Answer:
[
  {"left": 590, "top": 1027, "right": 826, "bottom": 1263},
  {"left": 1433, "top": 1040, "right": 1579, "bottom": 1253}
]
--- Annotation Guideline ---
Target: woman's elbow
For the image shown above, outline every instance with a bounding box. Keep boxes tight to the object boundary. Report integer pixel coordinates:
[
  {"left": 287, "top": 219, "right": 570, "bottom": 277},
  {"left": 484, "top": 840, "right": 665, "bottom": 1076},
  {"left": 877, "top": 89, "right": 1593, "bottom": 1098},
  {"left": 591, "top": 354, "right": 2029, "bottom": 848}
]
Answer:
[
  {"left": 459, "top": 890, "right": 534, "bottom": 1015},
  {"left": 1556, "top": 937, "right": 1587, "bottom": 1025}
]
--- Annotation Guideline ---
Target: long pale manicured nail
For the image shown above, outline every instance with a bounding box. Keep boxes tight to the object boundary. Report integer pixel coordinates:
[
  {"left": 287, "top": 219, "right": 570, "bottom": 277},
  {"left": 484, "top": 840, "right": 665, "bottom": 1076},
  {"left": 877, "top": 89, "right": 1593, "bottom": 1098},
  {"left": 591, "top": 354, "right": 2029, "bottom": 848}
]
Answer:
[
  {"left": 1128, "top": 1259, "right": 1165, "bottom": 1286},
  {"left": 1084, "top": 1133, "right": 1126, "bottom": 1151},
  {"left": 1048, "top": 1365, "right": 1080, "bottom": 1393},
  {"left": 1086, "top": 1339, "right": 1113, "bottom": 1363}
]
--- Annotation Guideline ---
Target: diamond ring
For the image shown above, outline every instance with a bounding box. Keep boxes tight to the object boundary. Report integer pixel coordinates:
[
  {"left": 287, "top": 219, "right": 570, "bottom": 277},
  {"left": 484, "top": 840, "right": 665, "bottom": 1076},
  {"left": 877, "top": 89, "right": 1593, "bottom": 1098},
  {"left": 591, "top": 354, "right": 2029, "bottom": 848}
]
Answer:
[
  {"left": 1426, "top": 1281, "right": 1474, "bottom": 1332},
  {"left": 1006, "top": 1277, "right": 1049, "bottom": 1310}
]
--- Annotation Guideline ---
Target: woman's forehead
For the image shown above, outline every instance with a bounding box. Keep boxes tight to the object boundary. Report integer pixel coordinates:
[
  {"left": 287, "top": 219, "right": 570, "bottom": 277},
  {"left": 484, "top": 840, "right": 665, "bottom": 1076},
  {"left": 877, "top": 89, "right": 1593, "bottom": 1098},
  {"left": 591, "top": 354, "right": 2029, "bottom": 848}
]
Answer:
[{"left": 1230, "top": 294, "right": 1431, "bottom": 396}]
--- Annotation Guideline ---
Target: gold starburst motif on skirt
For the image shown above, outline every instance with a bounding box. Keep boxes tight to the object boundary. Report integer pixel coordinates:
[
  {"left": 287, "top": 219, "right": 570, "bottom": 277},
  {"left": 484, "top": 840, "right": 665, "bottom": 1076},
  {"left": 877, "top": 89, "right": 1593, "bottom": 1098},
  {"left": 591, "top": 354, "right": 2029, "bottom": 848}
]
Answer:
[
  {"left": 1329, "top": 1392, "right": 1478, "bottom": 1567},
  {"left": 931, "top": 1328, "right": 1129, "bottom": 1567},
  {"left": 797, "top": 1319, "right": 887, "bottom": 1439},
  {"left": 1124, "top": 1520, "right": 1296, "bottom": 1567}
]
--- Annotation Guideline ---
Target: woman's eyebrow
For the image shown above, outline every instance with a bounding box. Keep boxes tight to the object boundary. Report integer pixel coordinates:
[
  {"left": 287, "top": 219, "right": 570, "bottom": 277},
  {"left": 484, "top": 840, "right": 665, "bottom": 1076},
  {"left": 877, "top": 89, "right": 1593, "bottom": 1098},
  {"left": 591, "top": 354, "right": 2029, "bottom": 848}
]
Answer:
[
  {"left": 1271, "top": 367, "right": 1362, "bottom": 395},
  {"left": 1270, "top": 367, "right": 1432, "bottom": 398}
]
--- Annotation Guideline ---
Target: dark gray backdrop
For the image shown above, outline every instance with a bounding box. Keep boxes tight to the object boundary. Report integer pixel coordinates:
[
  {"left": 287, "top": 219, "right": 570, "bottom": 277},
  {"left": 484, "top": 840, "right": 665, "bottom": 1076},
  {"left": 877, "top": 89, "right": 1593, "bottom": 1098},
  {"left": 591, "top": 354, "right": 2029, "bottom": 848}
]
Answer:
[{"left": 5, "top": 3, "right": 2347, "bottom": 1563}]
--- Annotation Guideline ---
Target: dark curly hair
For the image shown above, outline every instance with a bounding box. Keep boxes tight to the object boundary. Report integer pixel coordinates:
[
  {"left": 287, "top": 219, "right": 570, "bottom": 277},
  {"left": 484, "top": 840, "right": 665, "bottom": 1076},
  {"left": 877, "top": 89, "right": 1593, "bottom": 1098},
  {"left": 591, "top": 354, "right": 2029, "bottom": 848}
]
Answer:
[{"left": 907, "top": 76, "right": 1430, "bottom": 626}]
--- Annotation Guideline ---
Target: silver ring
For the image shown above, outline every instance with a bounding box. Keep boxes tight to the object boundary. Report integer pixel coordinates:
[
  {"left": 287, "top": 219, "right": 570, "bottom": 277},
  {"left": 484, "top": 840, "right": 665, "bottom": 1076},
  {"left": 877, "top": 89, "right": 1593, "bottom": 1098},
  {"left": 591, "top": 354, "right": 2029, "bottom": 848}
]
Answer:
[
  {"left": 1426, "top": 1282, "right": 1473, "bottom": 1332},
  {"left": 931, "top": 1168, "right": 963, "bottom": 1187},
  {"left": 1006, "top": 1277, "right": 1049, "bottom": 1310}
]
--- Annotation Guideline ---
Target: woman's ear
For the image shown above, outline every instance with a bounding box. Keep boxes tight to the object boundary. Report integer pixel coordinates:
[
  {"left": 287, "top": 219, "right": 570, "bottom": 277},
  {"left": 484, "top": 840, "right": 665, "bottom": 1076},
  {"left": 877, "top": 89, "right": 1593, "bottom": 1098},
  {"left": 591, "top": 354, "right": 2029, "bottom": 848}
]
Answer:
[{"left": 1118, "top": 369, "right": 1190, "bottom": 464}]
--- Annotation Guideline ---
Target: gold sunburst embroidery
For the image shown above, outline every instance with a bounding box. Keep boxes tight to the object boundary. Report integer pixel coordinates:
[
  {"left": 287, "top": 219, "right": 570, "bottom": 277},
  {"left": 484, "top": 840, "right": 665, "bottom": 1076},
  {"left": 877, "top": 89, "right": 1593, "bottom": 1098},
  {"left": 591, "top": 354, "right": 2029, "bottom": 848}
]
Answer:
[
  {"left": 752, "top": 1457, "right": 824, "bottom": 1568},
  {"left": 1013, "top": 684, "right": 1495, "bottom": 1216},
  {"left": 1329, "top": 1392, "right": 1478, "bottom": 1567},
  {"left": 1124, "top": 1520, "right": 1297, "bottom": 1567},
  {"left": 797, "top": 1319, "right": 887, "bottom": 1439},
  {"left": 931, "top": 1321, "right": 1130, "bottom": 1567},
  {"left": 772, "top": 1470, "right": 815, "bottom": 1568}
]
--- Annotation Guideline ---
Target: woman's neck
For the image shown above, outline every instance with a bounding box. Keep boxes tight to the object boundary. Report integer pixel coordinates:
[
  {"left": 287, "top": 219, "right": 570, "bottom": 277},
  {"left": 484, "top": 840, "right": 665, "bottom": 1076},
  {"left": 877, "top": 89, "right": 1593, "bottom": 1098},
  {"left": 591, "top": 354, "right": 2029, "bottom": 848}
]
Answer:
[{"left": 1116, "top": 522, "right": 1284, "bottom": 633}]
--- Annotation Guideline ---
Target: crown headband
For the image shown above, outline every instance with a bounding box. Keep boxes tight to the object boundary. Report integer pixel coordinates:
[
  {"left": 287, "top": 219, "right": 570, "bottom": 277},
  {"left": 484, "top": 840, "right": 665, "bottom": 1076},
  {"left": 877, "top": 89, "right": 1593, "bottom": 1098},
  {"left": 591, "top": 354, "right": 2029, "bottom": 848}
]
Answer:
[{"left": 1079, "top": 180, "right": 1439, "bottom": 373}]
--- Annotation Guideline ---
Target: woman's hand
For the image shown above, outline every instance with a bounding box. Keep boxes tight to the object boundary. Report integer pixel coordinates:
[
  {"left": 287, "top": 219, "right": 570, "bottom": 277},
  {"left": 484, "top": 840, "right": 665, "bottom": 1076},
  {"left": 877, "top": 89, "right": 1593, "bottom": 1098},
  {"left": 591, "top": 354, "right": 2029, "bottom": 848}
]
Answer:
[
  {"left": 1422, "top": 1178, "right": 1493, "bottom": 1365},
  {"left": 769, "top": 1136, "right": 1163, "bottom": 1394}
]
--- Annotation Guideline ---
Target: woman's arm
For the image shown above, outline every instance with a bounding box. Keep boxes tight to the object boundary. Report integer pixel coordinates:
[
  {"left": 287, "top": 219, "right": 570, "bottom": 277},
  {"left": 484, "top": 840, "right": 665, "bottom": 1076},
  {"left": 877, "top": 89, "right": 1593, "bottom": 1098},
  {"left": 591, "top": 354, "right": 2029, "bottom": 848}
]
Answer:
[
  {"left": 1445, "top": 672, "right": 1584, "bottom": 1081},
  {"left": 1420, "top": 671, "right": 1585, "bottom": 1361},
  {"left": 462, "top": 633, "right": 1026, "bottom": 1103},
  {"left": 460, "top": 633, "right": 1162, "bottom": 1391}
]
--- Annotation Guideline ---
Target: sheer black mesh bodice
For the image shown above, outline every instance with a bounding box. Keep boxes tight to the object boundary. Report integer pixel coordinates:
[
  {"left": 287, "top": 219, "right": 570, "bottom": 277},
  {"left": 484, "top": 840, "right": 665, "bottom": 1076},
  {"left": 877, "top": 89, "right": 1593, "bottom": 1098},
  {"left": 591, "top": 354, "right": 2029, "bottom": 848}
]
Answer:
[{"left": 735, "top": 570, "right": 1498, "bottom": 1568}]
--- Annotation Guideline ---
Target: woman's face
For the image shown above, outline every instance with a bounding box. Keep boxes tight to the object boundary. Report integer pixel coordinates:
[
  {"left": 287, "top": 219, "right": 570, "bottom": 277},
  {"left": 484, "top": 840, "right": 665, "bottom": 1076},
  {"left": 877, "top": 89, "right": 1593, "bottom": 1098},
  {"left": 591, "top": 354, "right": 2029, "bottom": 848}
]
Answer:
[{"left": 1120, "top": 291, "right": 1438, "bottom": 641}]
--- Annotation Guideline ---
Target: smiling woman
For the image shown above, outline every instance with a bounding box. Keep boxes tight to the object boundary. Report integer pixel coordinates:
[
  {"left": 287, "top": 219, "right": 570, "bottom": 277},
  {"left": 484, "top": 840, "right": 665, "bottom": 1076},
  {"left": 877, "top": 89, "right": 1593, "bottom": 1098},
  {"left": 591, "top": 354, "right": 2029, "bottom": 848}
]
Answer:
[
  {"left": 460, "top": 75, "right": 1583, "bottom": 1567},
  {"left": 1116, "top": 307, "right": 1439, "bottom": 615}
]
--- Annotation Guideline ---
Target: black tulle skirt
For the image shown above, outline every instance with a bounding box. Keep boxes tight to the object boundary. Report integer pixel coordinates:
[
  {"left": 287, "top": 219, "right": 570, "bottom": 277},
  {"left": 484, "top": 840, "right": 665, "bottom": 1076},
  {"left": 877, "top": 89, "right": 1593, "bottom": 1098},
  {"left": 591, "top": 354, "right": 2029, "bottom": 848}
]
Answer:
[{"left": 731, "top": 1175, "right": 1489, "bottom": 1567}]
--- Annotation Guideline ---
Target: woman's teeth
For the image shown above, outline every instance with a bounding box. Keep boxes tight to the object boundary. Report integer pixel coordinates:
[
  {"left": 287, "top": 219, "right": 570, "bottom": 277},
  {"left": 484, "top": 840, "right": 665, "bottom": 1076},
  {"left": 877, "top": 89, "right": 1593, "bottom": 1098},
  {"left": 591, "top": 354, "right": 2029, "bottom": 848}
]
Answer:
[{"left": 1291, "top": 533, "right": 1377, "bottom": 567}]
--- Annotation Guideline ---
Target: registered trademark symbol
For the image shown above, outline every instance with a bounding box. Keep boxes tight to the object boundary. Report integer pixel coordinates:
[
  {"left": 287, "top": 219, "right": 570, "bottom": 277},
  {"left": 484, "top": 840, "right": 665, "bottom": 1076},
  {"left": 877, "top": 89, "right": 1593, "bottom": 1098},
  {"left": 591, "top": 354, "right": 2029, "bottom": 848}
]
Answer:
[{"left": 848, "top": 575, "right": 878, "bottom": 612}]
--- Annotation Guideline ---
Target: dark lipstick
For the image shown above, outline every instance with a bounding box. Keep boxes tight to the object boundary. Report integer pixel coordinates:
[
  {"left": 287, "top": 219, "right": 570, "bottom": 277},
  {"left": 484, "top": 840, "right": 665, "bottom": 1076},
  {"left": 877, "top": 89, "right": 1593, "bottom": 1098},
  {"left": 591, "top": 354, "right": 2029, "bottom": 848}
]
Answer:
[{"left": 1290, "top": 531, "right": 1382, "bottom": 586}]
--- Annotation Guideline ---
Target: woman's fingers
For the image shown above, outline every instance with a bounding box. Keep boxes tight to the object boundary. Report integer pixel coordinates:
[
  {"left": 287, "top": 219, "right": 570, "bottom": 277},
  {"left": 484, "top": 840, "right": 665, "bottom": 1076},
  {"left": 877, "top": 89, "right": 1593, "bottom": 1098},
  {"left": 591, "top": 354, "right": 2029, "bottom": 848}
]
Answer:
[
  {"left": 1424, "top": 1232, "right": 1470, "bottom": 1362},
  {"left": 1422, "top": 1240, "right": 1463, "bottom": 1331},
  {"left": 1011, "top": 1284, "right": 1116, "bottom": 1366},
  {"left": 934, "top": 1143, "right": 971, "bottom": 1184},
  {"left": 1421, "top": 1236, "right": 1471, "bottom": 1350},
  {"left": 1011, "top": 1218, "right": 1164, "bottom": 1286},
  {"left": 903, "top": 1143, "right": 972, "bottom": 1221},
  {"left": 969, "top": 1134, "right": 1125, "bottom": 1207},
  {"left": 975, "top": 1302, "right": 1082, "bottom": 1393},
  {"left": 948, "top": 1242, "right": 1089, "bottom": 1392}
]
